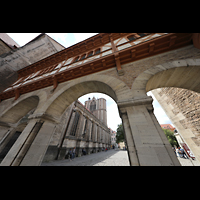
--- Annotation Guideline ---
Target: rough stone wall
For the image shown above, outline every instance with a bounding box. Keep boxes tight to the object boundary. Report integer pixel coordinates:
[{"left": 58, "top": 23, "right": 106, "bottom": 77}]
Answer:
[
  {"left": 152, "top": 87, "right": 200, "bottom": 163},
  {"left": 158, "top": 87, "right": 200, "bottom": 137}
]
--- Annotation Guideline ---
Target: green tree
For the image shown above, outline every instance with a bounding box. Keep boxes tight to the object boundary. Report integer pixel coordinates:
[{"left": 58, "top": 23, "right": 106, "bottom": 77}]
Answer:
[
  {"left": 162, "top": 128, "right": 179, "bottom": 147},
  {"left": 116, "top": 123, "right": 125, "bottom": 144}
]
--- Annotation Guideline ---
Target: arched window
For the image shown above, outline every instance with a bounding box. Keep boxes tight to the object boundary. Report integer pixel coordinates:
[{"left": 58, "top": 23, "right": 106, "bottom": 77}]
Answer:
[
  {"left": 80, "top": 54, "right": 86, "bottom": 60},
  {"left": 95, "top": 48, "right": 101, "bottom": 55},
  {"left": 70, "top": 111, "right": 80, "bottom": 136},
  {"left": 90, "top": 100, "right": 96, "bottom": 111},
  {"left": 127, "top": 35, "right": 136, "bottom": 42},
  {"left": 138, "top": 33, "right": 147, "bottom": 37},
  {"left": 87, "top": 51, "right": 93, "bottom": 58},
  {"left": 73, "top": 56, "right": 80, "bottom": 63}
]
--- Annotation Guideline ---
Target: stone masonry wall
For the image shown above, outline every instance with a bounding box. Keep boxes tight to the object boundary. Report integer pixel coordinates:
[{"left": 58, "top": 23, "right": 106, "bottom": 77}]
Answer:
[{"left": 158, "top": 87, "right": 200, "bottom": 137}]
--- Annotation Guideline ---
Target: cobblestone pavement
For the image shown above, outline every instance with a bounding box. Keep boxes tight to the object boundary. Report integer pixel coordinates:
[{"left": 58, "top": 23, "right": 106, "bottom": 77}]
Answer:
[{"left": 42, "top": 149, "right": 130, "bottom": 166}]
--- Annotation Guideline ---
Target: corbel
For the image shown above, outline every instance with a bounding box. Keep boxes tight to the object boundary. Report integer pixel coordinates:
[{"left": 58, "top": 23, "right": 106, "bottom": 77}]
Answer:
[
  {"left": 169, "top": 35, "right": 177, "bottom": 47},
  {"left": 14, "top": 88, "right": 20, "bottom": 100},
  {"left": 114, "top": 54, "right": 124, "bottom": 76},
  {"left": 149, "top": 43, "right": 155, "bottom": 53},
  {"left": 53, "top": 76, "right": 58, "bottom": 89},
  {"left": 131, "top": 49, "right": 136, "bottom": 58}
]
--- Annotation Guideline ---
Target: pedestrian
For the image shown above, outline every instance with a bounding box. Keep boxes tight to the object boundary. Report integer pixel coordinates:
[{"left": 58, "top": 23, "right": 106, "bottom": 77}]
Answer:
[
  {"left": 179, "top": 147, "right": 188, "bottom": 159},
  {"left": 177, "top": 147, "right": 185, "bottom": 158},
  {"left": 68, "top": 149, "right": 72, "bottom": 161},
  {"left": 105, "top": 147, "right": 107, "bottom": 152},
  {"left": 82, "top": 148, "right": 86, "bottom": 155},
  {"left": 172, "top": 147, "right": 177, "bottom": 156},
  {"left": 72, "top": 147, "right": 76, "bottom": 160}
]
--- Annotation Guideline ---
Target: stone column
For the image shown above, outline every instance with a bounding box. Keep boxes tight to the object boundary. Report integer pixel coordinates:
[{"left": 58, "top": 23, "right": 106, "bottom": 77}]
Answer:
[
  {"left": 86, "top": 119, "right": 92, "bottom": 154},
  {"left": 0, "top": 118, "right": 38, "bottom": 166},
  {"left": 118, "top": 96, "right": 180, "bottom": 166},
  {"left": 93, "top": 123, "right": 98, "bottom": 153},
  {"left": 0, "top": 115, "right": 56, "bottom": 166},
  {"left": 20, "top": 120, "right": 56, "bottom": 166}
]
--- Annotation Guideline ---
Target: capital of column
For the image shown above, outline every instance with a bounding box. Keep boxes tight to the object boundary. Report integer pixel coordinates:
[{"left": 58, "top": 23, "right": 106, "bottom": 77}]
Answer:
[
  {"left": 117, "top": 96, "right": 153, "bottom": 108},
  {"left": 28, "top": 112, "right": 59, "bottom": 124},
  {"left": 118, "top": 96, "right": 154, "bottom": 116}
]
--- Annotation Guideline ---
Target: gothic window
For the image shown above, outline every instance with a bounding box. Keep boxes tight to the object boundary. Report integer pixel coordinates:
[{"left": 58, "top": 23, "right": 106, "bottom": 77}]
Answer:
[
  {"left": 70, "top": 111, "right": 80, "bottom": 136},
  {"left": 90, "top": 100, "right": 96, "bottom": 111}
]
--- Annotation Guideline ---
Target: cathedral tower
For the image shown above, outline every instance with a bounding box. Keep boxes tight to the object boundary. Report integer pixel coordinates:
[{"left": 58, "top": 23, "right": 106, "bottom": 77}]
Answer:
[{"left": 85, "top": 97, "right": 107, "bottom": 126}]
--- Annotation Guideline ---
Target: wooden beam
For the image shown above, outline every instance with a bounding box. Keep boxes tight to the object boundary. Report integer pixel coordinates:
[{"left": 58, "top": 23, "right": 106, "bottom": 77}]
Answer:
[
  {"left": 192, "top": 33, "right": 200, "bottom": 49},
  {"left": 15, "top": 88, "right": 20, "bottom": 100}
]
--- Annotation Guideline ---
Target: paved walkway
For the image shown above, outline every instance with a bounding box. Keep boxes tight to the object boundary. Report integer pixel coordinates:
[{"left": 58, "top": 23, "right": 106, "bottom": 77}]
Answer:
[
  {"left": 177, "top": 155, "right": 200, "bottom": 166},
  {"left": 42, "top": 149, "right": 130, "bottom": 166}
]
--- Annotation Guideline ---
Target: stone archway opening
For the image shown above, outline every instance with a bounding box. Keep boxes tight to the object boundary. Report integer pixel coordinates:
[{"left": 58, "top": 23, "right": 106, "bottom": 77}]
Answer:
[
  {"left": 45, "top": 81, "right": 118, "bottom": 120},
  {"left": 0, "top": 95, "right": 40, "bottom": 163},
  {"left": 0, "top": 95, "right": 39, "bottom": 124},
  {"left": 42, "top": 81, "right": 130, "bottom": 164},
  {"left": 144, "top": 66, "right": 200, "bottom": 165}
]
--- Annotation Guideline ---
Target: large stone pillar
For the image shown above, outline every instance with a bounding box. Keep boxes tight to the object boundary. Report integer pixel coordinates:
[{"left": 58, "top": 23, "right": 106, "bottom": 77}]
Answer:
[
  {"left": 20, "top": 120, "right": 56, "bottom": 166},
  {"left": 118, "top": 96, "right": 180, "bottom": 166},
  {"left": 0, "top": 115, "right": 56, "bottom": 166}
]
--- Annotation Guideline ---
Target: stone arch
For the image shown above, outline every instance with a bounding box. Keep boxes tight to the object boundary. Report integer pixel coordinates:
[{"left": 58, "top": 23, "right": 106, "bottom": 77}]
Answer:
[
  {"left": 43, "top": 74, "right": 131, "bottom": 120},
  {"left": 131, "top": 59, "right": 200, "bottom": 97},
  {"left": 0, "top": 95, "right": 40, "bottom": 124},
  {"left": 146, "top": 65, "right": 200, "bottom": 93}
]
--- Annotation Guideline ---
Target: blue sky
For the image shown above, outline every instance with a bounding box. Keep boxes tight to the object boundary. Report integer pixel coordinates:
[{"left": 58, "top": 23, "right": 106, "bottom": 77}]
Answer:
[{"left": 6, "top": 33, "right": 173, "bottom": 131}]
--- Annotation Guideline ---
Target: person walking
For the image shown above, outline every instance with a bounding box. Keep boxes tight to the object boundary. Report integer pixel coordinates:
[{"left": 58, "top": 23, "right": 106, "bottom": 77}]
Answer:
[
  {"left": 68, "top": 149, "right": 72, "bottom": 161},
  {"left": 72, "top": 147, "right": 76, "bottom": 160}
]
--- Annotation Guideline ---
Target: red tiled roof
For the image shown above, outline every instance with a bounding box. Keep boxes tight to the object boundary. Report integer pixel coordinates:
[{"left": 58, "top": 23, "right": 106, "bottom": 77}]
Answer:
[{"left": 160, "top": 124, "right": 175, "bottom": 130}]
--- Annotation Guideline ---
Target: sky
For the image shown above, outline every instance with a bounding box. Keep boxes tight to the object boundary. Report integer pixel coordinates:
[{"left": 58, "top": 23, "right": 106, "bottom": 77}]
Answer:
[{"left": 6, "top": 33, "right": 173, "bottom": 131}]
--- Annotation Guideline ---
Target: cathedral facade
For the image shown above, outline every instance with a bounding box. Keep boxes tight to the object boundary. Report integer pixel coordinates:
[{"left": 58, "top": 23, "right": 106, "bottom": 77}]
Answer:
[{"left": 43, "top": 98, "right": 111, "bottom": 162}]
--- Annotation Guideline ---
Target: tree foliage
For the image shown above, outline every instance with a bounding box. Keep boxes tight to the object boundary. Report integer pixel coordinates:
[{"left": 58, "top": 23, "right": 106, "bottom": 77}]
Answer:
[
  {"left": 116, "top": 123, "right": 179, "bottom": 148},
  {"left": 162, "top": 128, "right": 179, "bottom": 147},
  {"left": 116, "top": 123, "right": 124, "bottom": 144}
]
